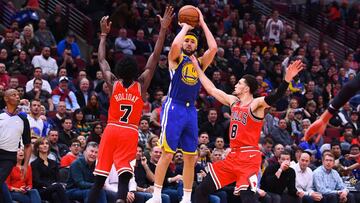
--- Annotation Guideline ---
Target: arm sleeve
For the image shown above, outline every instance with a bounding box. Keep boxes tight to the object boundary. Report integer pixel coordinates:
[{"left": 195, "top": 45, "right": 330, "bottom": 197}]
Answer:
[
  {"left": 330, "top": 73, "right": 360, "bottom": 111},
  {"left": 264, "top": 80, "right": 289, "bottom": 106},
  {"left": 18, "top": 113, "right": 31, "bottom": 145}
]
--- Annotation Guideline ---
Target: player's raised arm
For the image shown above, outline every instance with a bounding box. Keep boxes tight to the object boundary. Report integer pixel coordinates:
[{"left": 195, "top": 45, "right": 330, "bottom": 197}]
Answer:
[
  {"left": 138, "top": 6, "right": 174, "bottom": 99},
  {"left": 98, "top": 16, "right": 116, "bottom": 90},
  {"left": 190, "top": 55, "right": 237, "bottom": 106},
  {"left": 168, "top": 22, "right": 193, "bottom": 63},
  {"left": 196, "top": 8, "right": 217, "bottom": 70},
  {"left": 305, "top": 73, "right": 360, "bottom": 140},
  {"left": 253, "top": 60, "right": 303, "bottom": 112}
]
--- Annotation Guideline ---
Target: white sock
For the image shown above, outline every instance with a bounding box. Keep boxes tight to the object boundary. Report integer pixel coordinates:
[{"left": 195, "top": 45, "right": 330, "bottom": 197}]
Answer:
[
  {"left": 182, "top": 189, "right": 192, "bottom": 202},
  {"left": 153, "top": 184, "right": 162, "bottom": 200}
]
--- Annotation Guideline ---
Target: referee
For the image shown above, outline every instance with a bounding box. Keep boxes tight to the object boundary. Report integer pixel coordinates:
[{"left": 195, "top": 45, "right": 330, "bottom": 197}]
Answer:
[{"left": 0, "top": 89, "right": 31, "bottom": 202}]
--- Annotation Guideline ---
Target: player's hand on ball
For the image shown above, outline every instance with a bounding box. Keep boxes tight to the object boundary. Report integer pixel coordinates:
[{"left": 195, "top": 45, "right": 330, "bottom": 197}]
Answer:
[
  {"left": 100, "top": 16, "right": 112, "bottom": 34},
  {"left": 195, "top": 8, "right": 205, "bottom": 26},
  {"left": 178, "top": 22, "right": 194, "bottom": 30},
  {"left": 158, "top": 6, "right": 174, "bottom": 29}
]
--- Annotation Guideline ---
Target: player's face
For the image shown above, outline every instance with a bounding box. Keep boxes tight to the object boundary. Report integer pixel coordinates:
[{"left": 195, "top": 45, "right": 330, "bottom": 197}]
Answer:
[
  {"left": 182, "top": 38, "right": 197, "bottom": 56},
  {"left": 233, "top": 79, "right": 248, "bottom": 96}
]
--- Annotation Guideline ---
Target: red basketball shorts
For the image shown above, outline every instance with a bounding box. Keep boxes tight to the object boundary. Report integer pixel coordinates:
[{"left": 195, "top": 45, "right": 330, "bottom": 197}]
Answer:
[
  {"left": 94, "top": 123, "right": 138, "bottom": 177},
  {"left": 208, "top": 149, "right": 262, "bottom": 194}
]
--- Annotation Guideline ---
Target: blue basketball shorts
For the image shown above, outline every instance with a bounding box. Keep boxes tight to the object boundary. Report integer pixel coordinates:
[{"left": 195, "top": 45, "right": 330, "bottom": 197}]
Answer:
[{"left": 159, "top": 98, "right": 198, "bottom": 154}]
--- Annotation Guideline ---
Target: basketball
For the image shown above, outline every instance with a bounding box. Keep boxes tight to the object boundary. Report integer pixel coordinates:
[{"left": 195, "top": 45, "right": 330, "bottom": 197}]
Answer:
[{"left": 178, "top": 5, "right": 199, "bottom": 27}]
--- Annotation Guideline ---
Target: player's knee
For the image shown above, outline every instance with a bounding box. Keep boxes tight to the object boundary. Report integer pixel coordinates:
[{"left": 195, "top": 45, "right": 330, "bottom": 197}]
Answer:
[{"left": 162, "top": 151, "right": 174, "bottom": 161}]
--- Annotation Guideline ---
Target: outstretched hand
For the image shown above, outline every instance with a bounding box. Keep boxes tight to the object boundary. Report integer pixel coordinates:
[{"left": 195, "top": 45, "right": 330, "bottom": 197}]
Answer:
[
  {"left": 100, "top": 16, "right": 112, "bottom": 34},
  {"left": 284, "top": 60, "right": 304, "bottom": 82},
  {"left": 195, "top": 7, "right": 205, "bottom": 27},
  {"left": 304, "top": 119, "right": 327, "bottom": 141},
  {"left": 157, "top": 5, "right": 174, "bottom": 29}
]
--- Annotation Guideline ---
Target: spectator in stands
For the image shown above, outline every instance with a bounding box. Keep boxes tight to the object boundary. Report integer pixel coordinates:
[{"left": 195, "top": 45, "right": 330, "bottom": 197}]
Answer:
[
  {"left": 58, "top": 48, "right": 77, "bottom": 77},
  {"left": 348, "top": 111, "right": 360, "bottom": 131},
  {"left": 72, "top": 108, "right": 91, "bottom": 137},
  {"left": 214, "top": 137, "right": 226, "bottom": 153},
  {"left": 150, "top": 89, "right": 164, "bottom": 111},
  {"left": 92, "top": 70, "right": 104, "bottom": 89},
  {"left": 260, "top": 151, "right": 299, "bottom": 203},
  {"left": 8, "top": 77, "right": 19, "bottom": 89},
  {"left": 242, "top": 23, "right": 263, "bottom": 48},
  {"left": 138, "top": 117, "right": 154, "bottom": 147},
  {"left": 313, "top": 153, "right": 355, "bottom": 203},
  {"left": 25, "top": 67, "right": 52, "bottom": 94},
  {"left": 6, "top": 148, "right": 42, "bottom": 203},
  {"left": 0, "top": 30, "right": 21, "bottom": 60},
  {"left": 262, "top": 137, "right": 274, "bottom": 159},
  {"left": 50, "top": 67, "right": 76, "bottom": 93},
  {"left": 200, "top": 108, "right": 226, "bottom": 144},
  {"left": 75, "top": 78, "right": 93, "bottom": 107},
  {"left": 114, "top": 28, "right": 136, "bottom": 55},
  {"left": 0, "top": 63, "right": 10, "bottom": 88},
  {"left": 198, "top": 132, "right": 210, "bottom": 146},
  {"left": 48, "top": 4, "right": 68, "bottom": 42},
  {"left": 267, "top": 143, "right": 284, "bottom": 166},
  {"left": 57, "top": 31, "right": 81, "bottom": 58},
  {"left": 133, "top": 29, "right": 151, "bottom": 56},
  {"left": 198, "top": 144, "right": 211, "bottom": 168},
  {"left": 25, "top": 78, "right": 54, "bottom": 111},
  {"left": 82, "top": 94, "right": 100, "bottom": 123},
  {"left": 27, "top": 99, "right": 49, "bottom": 138},
  {"left": 8, "top": 50, "right": 33, "bottom": 76},
  {"left": 20, "top": 24, "right": 40, "bottom": 56},
  {"left": 211, "top": 148, "right": 224, "bottom": 163},
  {"left": 144, "top": 135, "right": 158, "bottom": 160},
  {"left": 149, "top": 55, "right": 170, "bottom": 94},
  {"left": 47, "top": 129, "right": 68, "bottom": 164},
  {"left": 60, "top": 138, "right": 81, "bottom": 168},
  {"left": 66, "top": 141, "right": 107, "bottom": 202},
  {"left": 31, "top": 46, "right": 58, "bottom": 78},
  {"left": 0, "top": 48, "right": 12, "bottom": 69},
  {"left": 48, "top": 101, "right": 67, "bottom": 130},
  {"left": 51, "top": 76, "right": 80, "bottom": 111},
  {"left": 97, "top": 81, "right": 110, "bottom": 117},
  {"left": 35, "top": 18, "right": 57, "bottom": 49},
  {"left": 271, "top": 119, "right": 293, "bottom": 147},
  {"left": 58, "top": 117, "right": 77, "bottom": 147},
  {"left": 86, "top": 123, "right": 103, "bottom": 144},
  {"left": 265, "top": 10, "right": 284, "bottom": 46},
  {"left": 31, "top": 137, "right": 70, "bottom": 203}
]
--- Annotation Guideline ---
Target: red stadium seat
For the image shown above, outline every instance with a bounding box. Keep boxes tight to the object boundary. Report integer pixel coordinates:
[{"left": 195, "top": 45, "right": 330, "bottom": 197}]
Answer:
[
  {"left": 323, "top": 127, "right": 341, "bottom": 143},
  {"left": 75, "top": 58, "right": 86, "bottom": 71},
  {"left": 115, "top": 52, "right": 124, "bottom": 62}
]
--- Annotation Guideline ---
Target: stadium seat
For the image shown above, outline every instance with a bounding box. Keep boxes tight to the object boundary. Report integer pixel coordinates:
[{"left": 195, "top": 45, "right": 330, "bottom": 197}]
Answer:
[
  {"left": 13, "top": 74, "right": 28, "bottom": 87},
  {"left": 75, "top": 58, "right": 86, "bottom": 71},
  {"left": 323, "top": 127, "right": 342, "bottom": 143},
  {"left": 114, "top": 52, "right": 124, "bottom": 61},
  {"left": 135, "top": 55, "right": 147, "bottom": 72}
]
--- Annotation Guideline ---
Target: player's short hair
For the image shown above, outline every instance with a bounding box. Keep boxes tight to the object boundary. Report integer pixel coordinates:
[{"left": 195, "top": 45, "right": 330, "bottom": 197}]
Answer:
[
  {"left": 115, "top": 56, "right": 138, "bottom": 82},
  {"left": 242, "top": 74, "right": 258, "bottom": 95}
]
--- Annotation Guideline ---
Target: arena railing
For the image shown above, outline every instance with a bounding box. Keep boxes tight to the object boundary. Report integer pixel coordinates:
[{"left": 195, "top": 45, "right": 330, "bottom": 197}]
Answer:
[
  {"left": 39, "top": 0, "right": 94, "bottom": 44},
  {"left": 0, "top": 0, "right": 16, "bottom": 28}
]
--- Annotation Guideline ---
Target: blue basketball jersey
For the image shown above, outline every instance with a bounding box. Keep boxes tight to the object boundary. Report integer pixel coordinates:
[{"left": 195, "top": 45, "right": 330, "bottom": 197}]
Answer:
[{"left": 167, "top": 54, "right": 201, "bottom": 104}]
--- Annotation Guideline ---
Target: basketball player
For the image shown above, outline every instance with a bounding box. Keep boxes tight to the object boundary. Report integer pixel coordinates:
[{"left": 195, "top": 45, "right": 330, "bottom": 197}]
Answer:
[
  {"left": 305, "top": 73, "right": 360, "bottom": 141},
  {"left": 146, "top": 8, "right": 217, "bottom": 203},
  {"left": 192, "top": 57, "right": 304, "bottom": 202},
  {"left": 88, "top": 7, "right": 174, "bottom": 203}
]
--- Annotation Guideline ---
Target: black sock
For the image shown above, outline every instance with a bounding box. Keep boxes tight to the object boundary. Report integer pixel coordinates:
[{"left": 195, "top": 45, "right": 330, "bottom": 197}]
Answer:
[
  {"left": 88, "top": 175, "right": 107, "bottom": 203},
  {"left": 117, "top": 172, "right": 132, "bottom": 201},
  {"left": 194, "top": 174, "right": 217, "bottom": 203}
]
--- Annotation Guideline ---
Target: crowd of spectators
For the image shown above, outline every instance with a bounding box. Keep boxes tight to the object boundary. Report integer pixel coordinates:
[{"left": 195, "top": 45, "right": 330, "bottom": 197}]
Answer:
[{"left": 1, "top": 0, "right": 360, "bottom": 202}]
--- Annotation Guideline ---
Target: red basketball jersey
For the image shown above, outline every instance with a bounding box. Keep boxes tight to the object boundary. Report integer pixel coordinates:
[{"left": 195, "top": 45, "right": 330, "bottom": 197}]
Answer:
[
  {"left": 108, "top": 81, "right": 144, "bottom": 130},
  {"left": 229, "top": 100, "right": 264, "bottom": 148}
]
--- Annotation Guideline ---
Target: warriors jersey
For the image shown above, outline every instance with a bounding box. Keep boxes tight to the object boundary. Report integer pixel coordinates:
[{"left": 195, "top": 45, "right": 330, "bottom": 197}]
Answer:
[
  {"left": 108, "top": 81, "right": 144, "bottom": 130},
  {"left": 167, "top": 54, "right": 201, "bottom": 104},
  {"left": 229, "top": 100, "right": 264, "bottom": 148}
]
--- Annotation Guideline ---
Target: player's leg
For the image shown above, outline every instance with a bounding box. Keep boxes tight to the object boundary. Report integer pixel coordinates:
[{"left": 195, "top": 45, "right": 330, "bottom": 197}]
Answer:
[
  {"left": 239, "top": 188, "right": 260, "bottom": 203},
  {"left": 148, "top": 102, "right": 183, "bottom": 203},
  {"left": 180, "top": 108, "right": 199, "bottom": 203},
  {"left": 113, "top": 128, "right": 139, "bottom": 201},
  {"left": 88, "top": 126, "right": 117, "bottom": 203},
  {"left": 194, "top": 174, "right": 217, "bottom": 202}
]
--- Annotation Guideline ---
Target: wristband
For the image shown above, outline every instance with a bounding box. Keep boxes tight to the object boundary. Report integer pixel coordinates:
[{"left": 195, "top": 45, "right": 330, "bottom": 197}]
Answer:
[
  {"left": 327, "top": 104, "right": 338, "bottom": 115},
  {"left": 100, "top": 33, "right": 107, "bottom": 37}
]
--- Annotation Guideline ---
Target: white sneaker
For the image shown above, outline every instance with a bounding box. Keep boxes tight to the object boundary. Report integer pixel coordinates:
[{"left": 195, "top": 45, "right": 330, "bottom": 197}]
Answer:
[
  {"left": 145, "top": 197, "right": 161, "bottom": 203},
  {"left": 179, "top": 200, "right": 191, "bottom": 203}
]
